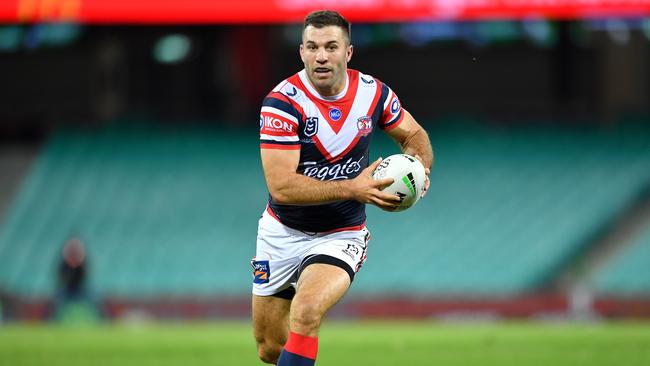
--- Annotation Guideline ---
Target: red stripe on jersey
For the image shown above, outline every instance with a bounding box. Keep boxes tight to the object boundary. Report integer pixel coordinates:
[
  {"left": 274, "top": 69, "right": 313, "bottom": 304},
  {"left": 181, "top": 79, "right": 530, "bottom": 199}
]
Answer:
[
  {"left": 267, "top": 90, "right": 291, "bottom": 103},
  {"left": 308, "top": 71, "right": 383, "bottom": 164},
  {"left": 260, "top": 143, "right": 301, "bottom": 150},
  {"left": 282, "top": 77, "right": 309, "bottom": 118},
  {"left": 311, "top": 135, "right": 336, "bottom": 161},
  {"left": 382, "top": 111, "right": 405, "bottom": 131},
  {"left": 326, "top": 134, "right": 363, "bottom": 163},
  {"left": 327, "top": 79, "right": 382, "bottom": 160},
  {"left": 260, "top": 129, "right": 296, "bottom": 137},
  {"left": 381, "top": 97, "right": 394, "bottom": 122},
  {"left": 266, "top": 205, "right": 281, "bottom": 221},
  {"left": 316, "top": 81, "right": 382, "bottom": 161},
  {"left": 293, "top": 71, "right": 359, "bottom": 135}
]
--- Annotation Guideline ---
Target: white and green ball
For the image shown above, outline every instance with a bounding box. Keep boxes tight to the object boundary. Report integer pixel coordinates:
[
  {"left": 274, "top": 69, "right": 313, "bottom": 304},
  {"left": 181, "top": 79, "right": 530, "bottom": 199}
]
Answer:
[{"left": 372, "top": 154, "right": 426, "bottom": 212}]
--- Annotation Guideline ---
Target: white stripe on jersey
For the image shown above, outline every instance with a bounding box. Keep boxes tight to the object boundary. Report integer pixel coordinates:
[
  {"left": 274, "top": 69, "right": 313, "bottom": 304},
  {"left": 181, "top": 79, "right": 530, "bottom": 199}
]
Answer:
[
  {"left": 313, "top": 75, "right": 378, "bottom": 158},
  {"left": 273, "top": 70, "right": 382, "bottom": 161},
  {"left": 260, "top": 134, "right": 299, "bottom": 142},
  {"left": 261, "top": 106, "right": 299, "bottom": 124},
  {"left": 383, "top": 88, "right": 395, "bottom": 111}
]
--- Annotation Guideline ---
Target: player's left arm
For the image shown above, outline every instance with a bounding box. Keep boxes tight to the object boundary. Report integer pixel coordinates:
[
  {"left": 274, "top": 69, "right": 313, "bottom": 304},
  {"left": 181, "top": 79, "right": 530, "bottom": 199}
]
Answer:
[{"left": 385, "top": 109, "right": 434, "bottom": 196}]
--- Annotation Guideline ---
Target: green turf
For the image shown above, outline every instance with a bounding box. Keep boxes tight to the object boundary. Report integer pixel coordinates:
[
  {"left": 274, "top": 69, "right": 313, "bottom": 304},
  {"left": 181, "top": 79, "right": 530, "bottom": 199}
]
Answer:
[{"left": 0, "top": 321, "right": 649, "bottom": 366}]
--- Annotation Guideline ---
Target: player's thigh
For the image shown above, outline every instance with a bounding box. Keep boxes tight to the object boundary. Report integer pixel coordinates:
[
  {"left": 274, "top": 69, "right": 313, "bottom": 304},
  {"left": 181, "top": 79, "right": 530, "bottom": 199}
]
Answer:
[
  {"left": 290, "top": 263, "right": 351, "bottom": 334},
  {"left": 252, "top": 294, "right": 292, "bottom": 345}
]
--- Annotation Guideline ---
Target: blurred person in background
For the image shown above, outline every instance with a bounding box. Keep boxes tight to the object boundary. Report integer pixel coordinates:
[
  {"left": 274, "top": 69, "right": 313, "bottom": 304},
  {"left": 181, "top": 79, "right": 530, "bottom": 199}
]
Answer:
[
  {"left": 0, "top": 291, "right": 4, "bottom": 324},
  {"left": 251, "top": 10, "right": 433, "bottom": 365},
  {"left": 54, "top": 236, "right": 90, "bottom": 319}
]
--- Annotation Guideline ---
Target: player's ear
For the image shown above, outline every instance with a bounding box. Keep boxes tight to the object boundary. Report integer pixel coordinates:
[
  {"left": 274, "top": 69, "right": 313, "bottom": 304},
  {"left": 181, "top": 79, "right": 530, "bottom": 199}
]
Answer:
[
  {"left": 299, "top": 44, "right": 305, "bottom": 63},
  {"left": 346, "top": 44, "right": 353, "bottom": 62}
]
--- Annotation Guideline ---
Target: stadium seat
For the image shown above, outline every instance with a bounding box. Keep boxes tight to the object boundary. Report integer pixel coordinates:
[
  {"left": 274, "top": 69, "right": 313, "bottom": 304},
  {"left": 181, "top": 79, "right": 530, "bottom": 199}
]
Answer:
[{"left": 0, "top": 121, "right": 649, "bottom": 298}]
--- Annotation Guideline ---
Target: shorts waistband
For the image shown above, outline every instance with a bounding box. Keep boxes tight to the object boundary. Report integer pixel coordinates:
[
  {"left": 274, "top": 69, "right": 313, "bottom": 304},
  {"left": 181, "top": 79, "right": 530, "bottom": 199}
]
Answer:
[{"left": 265, "top": 205, "right": 366, "bottom": 235}]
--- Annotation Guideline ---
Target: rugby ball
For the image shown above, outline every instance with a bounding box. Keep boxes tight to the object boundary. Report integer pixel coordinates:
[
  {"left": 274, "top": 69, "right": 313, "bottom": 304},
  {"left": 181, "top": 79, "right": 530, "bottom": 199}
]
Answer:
[{"left": 372, "top": 154, "right": 427, "bottom": 212}]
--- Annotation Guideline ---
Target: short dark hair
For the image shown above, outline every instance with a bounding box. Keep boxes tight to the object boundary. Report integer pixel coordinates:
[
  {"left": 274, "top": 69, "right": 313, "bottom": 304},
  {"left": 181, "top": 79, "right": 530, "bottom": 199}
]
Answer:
[{"left": 303, "top": 10, "right": 351, "bottom": 44}]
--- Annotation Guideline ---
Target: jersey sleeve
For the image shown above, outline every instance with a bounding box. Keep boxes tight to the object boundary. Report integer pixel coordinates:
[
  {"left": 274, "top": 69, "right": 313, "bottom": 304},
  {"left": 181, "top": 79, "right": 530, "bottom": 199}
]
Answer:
[
  {"left": 377, "top": 83, "right": 405, "bottom": 131},
  {"left": 259, "top": 92, "right": 302, "bottom": 150}
]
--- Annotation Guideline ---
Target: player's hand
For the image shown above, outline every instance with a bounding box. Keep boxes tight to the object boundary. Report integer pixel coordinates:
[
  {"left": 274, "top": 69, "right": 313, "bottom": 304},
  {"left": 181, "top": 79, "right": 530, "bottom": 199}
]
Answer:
[
  {"left": 414, "top": 154, "right": 430, "bottom": 198},
  {"left": 349, "top": 157, "right": 402, "bottom": 211}
]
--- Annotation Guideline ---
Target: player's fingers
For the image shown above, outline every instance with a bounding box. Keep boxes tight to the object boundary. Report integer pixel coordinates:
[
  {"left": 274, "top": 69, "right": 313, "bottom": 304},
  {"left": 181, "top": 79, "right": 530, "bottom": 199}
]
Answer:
[
  {"left": 377, "top": 191, "right": 402, "bottom": 203},
  {"left": 365, "top": 157, "right": 383, "bottom": 174},
  {"left": 415, "top": 155, "right": 430, "bottom": 175},
  {"left": 369, "top": 196, "right": 385, "bottom": 208},
  {"left": 373, "top": 177, "right": 394, "bottom": 189},
  {"left": 421, "top": 177, "right": 430, "bottom": 198},
  {"left": 370, "top": 196, "right": 398, "bottom": 211}
]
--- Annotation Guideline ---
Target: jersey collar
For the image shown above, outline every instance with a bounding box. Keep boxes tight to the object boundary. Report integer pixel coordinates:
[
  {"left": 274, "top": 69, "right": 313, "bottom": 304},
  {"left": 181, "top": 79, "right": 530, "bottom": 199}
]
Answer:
[{"left": 298, "top": 69, "right": 349, "bottom": 102}]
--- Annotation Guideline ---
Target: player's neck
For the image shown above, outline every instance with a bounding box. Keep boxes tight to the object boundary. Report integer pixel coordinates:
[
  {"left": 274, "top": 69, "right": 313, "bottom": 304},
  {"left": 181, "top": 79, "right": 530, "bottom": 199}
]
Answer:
[{"left": 309, "top": 72, "right": 348, "bottom": 99}]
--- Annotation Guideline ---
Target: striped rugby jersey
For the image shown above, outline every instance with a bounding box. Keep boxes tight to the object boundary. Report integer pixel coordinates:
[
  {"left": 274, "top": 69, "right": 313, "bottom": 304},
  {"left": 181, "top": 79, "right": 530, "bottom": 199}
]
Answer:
[{"left": 260, "top": 68, "right": 404, "bottom": 232}]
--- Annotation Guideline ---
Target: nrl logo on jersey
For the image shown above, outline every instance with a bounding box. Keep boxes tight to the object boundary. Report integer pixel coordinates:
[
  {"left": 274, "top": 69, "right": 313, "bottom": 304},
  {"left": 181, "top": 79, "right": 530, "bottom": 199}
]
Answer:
[
  {"left": 304, "top": 117, "right": 318, "bottom": 137},
  {"left": 357, "top": 116, "right": 373, "bottom": 136}
]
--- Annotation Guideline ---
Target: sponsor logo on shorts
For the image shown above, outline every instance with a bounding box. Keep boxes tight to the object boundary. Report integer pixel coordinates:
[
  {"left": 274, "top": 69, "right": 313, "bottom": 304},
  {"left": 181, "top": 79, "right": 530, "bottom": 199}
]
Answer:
[
  {"left": 252, "top": 260, "right": 270, "bottom": 284},
  {"left": 342, "top": 243, "right": 360, "bottom": 260}
]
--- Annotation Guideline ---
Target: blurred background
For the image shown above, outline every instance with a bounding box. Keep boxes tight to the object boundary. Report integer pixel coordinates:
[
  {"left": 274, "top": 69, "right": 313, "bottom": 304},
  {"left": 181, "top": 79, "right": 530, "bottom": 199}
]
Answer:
[{"left": 1, "top": 0, "right": 650, "bottom": 326}]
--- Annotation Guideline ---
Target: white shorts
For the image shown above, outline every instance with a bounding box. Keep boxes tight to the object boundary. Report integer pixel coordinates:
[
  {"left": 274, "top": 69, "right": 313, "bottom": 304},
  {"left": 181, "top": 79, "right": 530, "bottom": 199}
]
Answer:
[{"left": 251, "top": 209, "right": 370, "bottom": 298}]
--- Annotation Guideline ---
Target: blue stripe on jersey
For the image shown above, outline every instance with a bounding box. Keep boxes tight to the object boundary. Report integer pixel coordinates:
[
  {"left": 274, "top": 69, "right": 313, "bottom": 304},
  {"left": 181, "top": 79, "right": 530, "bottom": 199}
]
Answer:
[
  {"left": 373, "top": 82, "right": 391, "bottom": 123},
  {"left": 263, "top": 96, "right": 303, "bottom": 122},
  {"left": 260, "top": 139, "right": 301, "bottom": 146},
  {"left": 383, "top": 110, "right": 404, "bottom": 128}
]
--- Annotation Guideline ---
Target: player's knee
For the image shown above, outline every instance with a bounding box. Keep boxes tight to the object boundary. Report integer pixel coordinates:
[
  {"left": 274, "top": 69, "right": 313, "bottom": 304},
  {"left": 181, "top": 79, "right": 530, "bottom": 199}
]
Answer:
[
  {"left": 290, "top": 297, "right": 323, "bottom": 332},
  {"left": 257, "top": 341, "right": 282, "bottom": 364}
]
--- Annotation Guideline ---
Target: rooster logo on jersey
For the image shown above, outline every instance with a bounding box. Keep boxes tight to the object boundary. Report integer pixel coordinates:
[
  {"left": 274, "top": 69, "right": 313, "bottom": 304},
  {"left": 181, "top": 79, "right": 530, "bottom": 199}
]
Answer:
[{"left": 357, "top": 116, "right": 373, "bottom": 137}]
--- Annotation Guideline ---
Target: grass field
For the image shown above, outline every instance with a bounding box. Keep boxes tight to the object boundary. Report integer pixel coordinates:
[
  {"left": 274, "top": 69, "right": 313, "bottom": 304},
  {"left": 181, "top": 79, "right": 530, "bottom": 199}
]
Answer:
[{"left": 1, "top": 321, "right": 649, "bottom": 366}]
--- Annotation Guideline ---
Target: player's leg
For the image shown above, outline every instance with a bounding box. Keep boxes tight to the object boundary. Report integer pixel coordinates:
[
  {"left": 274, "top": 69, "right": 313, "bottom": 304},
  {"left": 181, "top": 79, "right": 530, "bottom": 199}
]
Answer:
[
  {"left": 277, "top": 262, "right": 351, "bottom": 365},
  {"left": 252, "top": 210, "right": 301, "bottom": 364},
  {"left": 252, "top": 293, "right": 292, "bottom": 364},
  {"left": 291, "top": 263, "right": 351, "bottom": 336}
]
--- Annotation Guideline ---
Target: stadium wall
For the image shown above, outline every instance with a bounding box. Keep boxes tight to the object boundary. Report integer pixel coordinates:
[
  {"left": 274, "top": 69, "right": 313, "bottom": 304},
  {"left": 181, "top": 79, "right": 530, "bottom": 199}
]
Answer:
[{"left": 3, "top": 294, "right": 650, "bottom": 322}]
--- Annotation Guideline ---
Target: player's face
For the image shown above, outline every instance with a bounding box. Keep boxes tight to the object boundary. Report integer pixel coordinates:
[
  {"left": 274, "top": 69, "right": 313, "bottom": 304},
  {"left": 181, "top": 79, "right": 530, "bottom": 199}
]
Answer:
[{"left": 300, "top": 25, "right": 353, "bottom": 96}]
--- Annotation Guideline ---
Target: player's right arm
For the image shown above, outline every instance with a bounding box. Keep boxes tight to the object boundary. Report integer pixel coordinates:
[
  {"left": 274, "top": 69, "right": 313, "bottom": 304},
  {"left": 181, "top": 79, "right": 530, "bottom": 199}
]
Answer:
[{"left": 261, "top": 148, "right": 401, "bottom": 210}]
